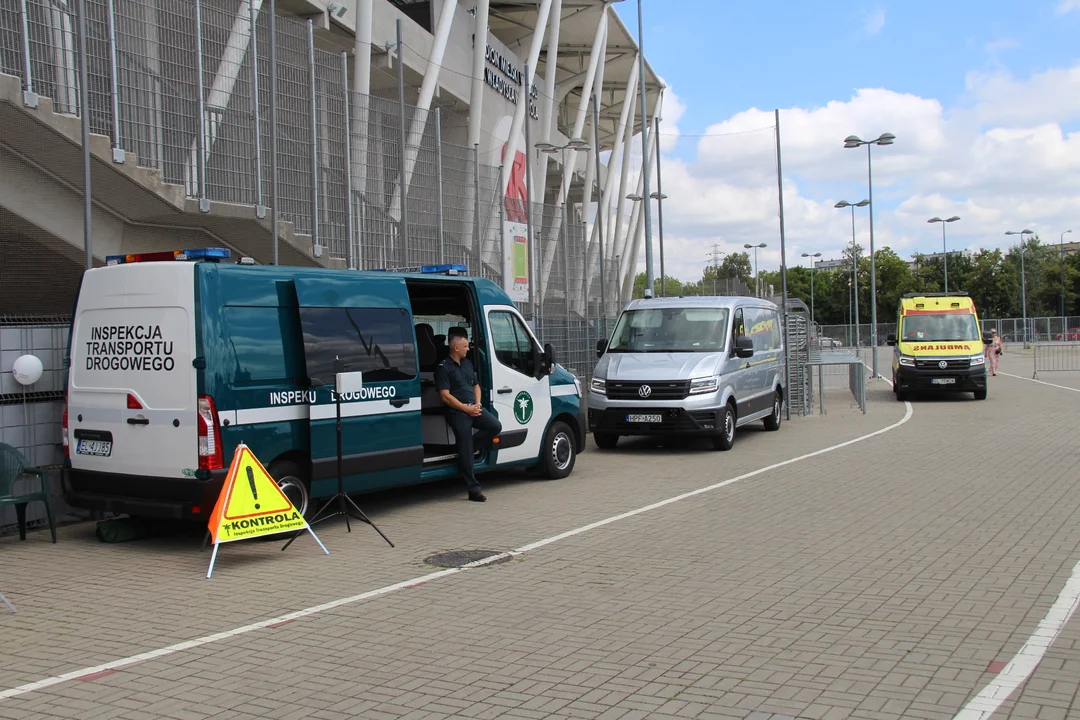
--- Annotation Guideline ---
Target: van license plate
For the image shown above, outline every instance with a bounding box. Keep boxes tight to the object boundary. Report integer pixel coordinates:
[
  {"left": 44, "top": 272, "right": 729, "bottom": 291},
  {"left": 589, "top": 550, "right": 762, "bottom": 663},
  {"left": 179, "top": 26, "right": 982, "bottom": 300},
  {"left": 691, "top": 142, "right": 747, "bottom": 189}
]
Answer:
[
  {"left": 76, "top": 439, "right": 112, "bottom": 457},
  {"left": 626, "top": 414, "right": 662, "bottom": 423},
  {"left": 931, "top": 378, "right": 956, "bottom": 385}
]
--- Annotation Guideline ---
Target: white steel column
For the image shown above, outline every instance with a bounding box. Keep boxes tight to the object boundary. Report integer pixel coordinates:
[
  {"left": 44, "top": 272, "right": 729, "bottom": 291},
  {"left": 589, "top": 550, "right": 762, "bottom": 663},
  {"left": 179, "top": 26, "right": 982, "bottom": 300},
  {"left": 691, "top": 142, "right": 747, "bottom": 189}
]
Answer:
[
  {"left": 467, "top": 0, "right": 490, "bottom": 148},
  {"left": 574, "top": 39, "right": 606, "bottom": 313},
  {"left": 391, "top": 0, "right": 457, "bottom": 219},
  {"left": 350, "top": 0, "right": 374, "bottom": 266},
  {"left": 539, "top": 6, "right": 607, "bottom": 294},
  {"left": 186, "top": 1, "right": 262, "bottom": 193},
  {"left": 497, "top": 0, "right": 554, "bottom": 195},
  {"left": 587, "top": 57, "right": 637, "bottom": 302},
  {"left": 620, "top": 97, "right": 661, "bottom": 301}
]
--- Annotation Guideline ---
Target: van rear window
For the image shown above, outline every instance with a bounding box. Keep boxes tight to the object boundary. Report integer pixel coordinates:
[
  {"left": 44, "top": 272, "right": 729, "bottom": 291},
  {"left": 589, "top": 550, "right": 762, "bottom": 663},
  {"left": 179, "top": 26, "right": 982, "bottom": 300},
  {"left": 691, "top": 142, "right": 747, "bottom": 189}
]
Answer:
[{"left": 300, "top": 307, "right": 417, "bottom": 385}]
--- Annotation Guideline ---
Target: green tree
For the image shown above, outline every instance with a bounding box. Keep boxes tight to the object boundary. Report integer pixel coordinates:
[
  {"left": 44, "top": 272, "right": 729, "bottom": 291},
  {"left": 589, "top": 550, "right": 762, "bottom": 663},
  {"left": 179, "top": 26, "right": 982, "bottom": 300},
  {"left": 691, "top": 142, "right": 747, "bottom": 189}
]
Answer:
[
  {"left": 871, "top": 247, "right": 915, "bottom": 322},
  {"left": 631, "top": 273, "right": 684, "bottom": 299},
  {"left": 967, "top": 249, "right": 1011, "bottom": 318},
  {"left": 718, "top": 252, "right": 753, "bottom": 285}
]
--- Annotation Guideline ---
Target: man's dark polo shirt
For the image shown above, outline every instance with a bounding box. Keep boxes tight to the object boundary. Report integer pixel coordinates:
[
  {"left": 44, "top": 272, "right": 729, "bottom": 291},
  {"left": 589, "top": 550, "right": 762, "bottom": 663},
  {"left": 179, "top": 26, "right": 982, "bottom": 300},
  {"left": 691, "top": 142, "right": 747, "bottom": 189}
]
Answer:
[{"left": 435, "top": 356, "right": 478, "bottom": 407}]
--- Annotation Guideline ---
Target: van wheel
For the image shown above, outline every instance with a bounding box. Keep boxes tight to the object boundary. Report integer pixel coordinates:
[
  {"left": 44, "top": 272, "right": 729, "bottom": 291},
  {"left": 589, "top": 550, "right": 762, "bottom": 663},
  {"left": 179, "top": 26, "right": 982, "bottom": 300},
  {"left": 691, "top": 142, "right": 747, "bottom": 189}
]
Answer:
[
  {"left": 763, "top": 391, "right": 782, "bottom": 431},
  {"left": 540, "top": 421, "right": 576, "bottom": 479},
  {"left": 895, "top": 390, "right": 907, "bottom": 402},
  {"left": 973, "top": 389, "right": 987, "bottom": 400},
  {"left": 268, "top": 459, "right": 311, "bottom": 518},
  {"left": 593, "top": 433, "right": 619, "bottom": 450},
  {"left": 711, "top": 405, "right": 736, "bottom": 451}
]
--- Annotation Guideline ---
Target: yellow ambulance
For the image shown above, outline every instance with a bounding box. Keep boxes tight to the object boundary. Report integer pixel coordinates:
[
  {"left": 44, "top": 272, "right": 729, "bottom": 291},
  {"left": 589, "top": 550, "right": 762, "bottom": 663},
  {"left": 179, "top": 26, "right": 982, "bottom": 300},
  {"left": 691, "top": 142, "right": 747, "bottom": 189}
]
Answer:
[{"left": 886, "top": 293, "right": 993, "bottom": 401}]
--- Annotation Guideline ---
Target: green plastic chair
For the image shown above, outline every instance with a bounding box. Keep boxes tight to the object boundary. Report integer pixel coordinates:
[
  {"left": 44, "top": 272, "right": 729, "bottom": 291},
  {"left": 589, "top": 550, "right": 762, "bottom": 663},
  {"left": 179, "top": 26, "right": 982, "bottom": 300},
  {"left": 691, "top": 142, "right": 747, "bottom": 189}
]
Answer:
[{"left": 0, "top": 443, "right": 56, "bottom": 543}]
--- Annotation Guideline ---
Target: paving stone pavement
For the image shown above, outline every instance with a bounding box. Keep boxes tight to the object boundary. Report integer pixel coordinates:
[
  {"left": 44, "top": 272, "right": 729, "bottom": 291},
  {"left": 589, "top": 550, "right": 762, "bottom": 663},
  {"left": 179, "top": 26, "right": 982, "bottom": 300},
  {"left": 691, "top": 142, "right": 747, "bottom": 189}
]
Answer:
[{"left": 1, "top": 353, "right": 1079, "bottom": 720}]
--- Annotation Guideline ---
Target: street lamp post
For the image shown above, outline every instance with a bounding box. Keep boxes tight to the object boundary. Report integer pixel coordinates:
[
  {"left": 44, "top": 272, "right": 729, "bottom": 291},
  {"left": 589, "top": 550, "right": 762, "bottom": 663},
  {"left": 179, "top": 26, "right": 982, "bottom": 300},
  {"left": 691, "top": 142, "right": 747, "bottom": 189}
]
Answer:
[
  {"left": 1061, "top": 229, "right": 1072, "bottom": 329},
  {"left": 744, "top": 243, "right": 767, "bottom": 297},
  {"left": 1006, "top": 229, "right": 1035, "bottom": 346},
  {"left": 844, "top": 133, "right": 895, "bottom": 374},
  {"left": 627, "top": 189, "right": 669, "bottom": 297},
  {"left": 928, "top": 216, "right": 961, "bottom": 292},
  {"left": 835, "top": 200, "right": 869, "bottom": 346},
  {"left": 801, "top": 252, "right": 822, "bottom": 326},
  {"left": 536, "top": 138, "right": 591, "bottom": 323}
]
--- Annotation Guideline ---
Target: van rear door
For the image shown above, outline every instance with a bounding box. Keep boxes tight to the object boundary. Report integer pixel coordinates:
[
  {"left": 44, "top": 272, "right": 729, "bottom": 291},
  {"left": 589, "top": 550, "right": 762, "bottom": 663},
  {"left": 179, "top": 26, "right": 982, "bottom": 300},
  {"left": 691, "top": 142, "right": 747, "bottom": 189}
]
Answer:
[{"left": 68, "top": 263, "right": 198, "bottom": 479}]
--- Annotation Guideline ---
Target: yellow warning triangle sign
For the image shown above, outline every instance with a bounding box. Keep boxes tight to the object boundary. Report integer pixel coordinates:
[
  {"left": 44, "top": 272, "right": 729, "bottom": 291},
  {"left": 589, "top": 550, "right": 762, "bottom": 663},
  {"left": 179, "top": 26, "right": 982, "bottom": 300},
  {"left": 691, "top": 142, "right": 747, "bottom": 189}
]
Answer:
[{"left": 207, "top": 444, "right": 308, "bottom": 545}]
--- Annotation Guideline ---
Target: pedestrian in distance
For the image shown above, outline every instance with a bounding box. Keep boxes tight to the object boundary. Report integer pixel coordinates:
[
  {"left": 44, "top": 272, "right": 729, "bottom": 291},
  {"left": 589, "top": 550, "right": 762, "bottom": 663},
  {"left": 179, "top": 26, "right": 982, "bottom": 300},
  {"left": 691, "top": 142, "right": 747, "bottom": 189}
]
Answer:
[
  {"left": 435, "top": 332, "right": 502, "bottom": 502},
  {"left": 986, "top": 328, "right": 1004, "bottom": 376}
]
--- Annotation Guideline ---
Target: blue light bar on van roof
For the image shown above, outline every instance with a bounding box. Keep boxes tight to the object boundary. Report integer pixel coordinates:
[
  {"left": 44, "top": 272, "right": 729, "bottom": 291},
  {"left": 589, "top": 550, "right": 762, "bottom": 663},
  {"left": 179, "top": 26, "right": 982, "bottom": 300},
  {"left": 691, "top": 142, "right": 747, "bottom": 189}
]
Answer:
[
  {"left": 104, "top": 248, "right": 232, "bottom": 266},
  {"left": 373, "top": 263, "right": 468, "bottom": 275}
]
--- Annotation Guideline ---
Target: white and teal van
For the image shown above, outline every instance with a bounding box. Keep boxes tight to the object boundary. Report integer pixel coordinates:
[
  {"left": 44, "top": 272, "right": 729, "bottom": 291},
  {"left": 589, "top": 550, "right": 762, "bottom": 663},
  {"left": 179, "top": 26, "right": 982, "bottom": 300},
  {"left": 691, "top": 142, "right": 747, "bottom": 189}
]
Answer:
[{"left": 62, "top": 249, "right": 583, "bottom": 520}]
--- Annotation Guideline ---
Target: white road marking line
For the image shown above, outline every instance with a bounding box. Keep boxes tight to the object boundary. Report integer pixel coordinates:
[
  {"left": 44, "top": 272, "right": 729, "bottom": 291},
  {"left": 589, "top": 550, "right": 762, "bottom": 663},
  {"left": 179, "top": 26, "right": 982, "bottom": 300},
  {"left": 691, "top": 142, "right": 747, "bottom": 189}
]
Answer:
[
  {"left": 953, "top": 558, "right": 1080, "bottom": 720},
  {"left": 0, "top": 403, "right": 915, "bottom": 702},
  {"left": 997, "top": 372, "right": 1080, "bottom": 393}
]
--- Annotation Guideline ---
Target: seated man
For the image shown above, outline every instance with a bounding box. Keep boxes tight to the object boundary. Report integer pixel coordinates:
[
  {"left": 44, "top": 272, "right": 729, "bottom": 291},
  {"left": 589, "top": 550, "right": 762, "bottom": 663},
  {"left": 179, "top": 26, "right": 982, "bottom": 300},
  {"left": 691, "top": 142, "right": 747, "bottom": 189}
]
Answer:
[{"left": 435, "top": 332, "right": 502, "bottom": 502}]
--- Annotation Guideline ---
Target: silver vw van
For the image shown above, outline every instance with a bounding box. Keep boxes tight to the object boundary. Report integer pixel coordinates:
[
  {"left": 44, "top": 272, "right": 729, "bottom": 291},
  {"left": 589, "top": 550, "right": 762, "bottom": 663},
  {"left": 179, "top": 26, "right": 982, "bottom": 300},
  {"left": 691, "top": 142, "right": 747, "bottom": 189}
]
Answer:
[{"left": 588, "top": 296, "right": 785, "bottom": 451}]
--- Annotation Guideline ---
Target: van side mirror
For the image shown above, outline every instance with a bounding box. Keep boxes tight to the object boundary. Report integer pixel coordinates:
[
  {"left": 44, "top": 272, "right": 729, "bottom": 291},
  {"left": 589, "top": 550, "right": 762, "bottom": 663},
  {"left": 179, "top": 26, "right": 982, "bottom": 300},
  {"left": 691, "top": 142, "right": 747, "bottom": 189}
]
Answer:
[
  {"left": 542, "top": 342, "right": 556, "bottom": 376},
  {"left": 886, "top": 333, "right": 897, "bottom": 346},
  {"left": 733, "top": 336, "right": 754, "bottom": 359},
  {"left": 596, "top": 339, "right": 608, "bottom": 358},
  {"left": 982, "top": 331, "right": 993, "bottom": 345}
]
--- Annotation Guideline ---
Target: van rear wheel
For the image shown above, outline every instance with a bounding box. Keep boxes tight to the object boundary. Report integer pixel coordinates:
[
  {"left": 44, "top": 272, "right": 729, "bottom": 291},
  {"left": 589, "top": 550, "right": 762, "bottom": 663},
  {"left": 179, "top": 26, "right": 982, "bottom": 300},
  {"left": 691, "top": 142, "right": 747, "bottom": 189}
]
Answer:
[
  {"left": 268, "top": 459, "right": 311, "bottom": 518},
  {"left": 763, "top": 391, "right": 782, "bottom": 431}
]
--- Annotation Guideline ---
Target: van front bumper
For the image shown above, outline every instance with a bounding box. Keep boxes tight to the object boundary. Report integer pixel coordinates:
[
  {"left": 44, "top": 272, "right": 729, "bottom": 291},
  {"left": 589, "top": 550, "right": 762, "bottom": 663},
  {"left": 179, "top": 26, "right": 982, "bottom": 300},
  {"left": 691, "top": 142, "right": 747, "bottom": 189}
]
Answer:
[
  {"left": 588, "top": 406, "right": 723, "bottom": 436},
  {"left": 63, "top": 467, "right": 228, "bottom": 521},
  {"left": 894, "top": 365, "right": 987, "bottom": 393}
]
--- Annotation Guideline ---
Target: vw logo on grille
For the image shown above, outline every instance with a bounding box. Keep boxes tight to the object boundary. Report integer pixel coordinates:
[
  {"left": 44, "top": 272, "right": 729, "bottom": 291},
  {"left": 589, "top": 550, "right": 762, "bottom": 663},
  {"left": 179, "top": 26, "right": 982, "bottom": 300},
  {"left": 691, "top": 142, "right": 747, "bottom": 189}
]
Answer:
[
  {"left": 938, "top": 360, "right": 948, "bottom": 369},
  {"left": 638, "top": 384, "right": 652, "bottom": 398}
]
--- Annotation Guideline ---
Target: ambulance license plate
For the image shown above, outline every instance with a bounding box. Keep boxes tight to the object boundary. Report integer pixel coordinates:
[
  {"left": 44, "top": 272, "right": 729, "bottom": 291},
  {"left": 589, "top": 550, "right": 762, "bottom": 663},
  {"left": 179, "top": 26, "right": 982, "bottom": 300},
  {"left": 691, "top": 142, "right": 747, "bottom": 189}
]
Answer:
[
  {"left": 76, "top": 439, "right": 112, "bottom": 457},
  {"left": 931, "top": 378, "right": 956, "bottom": 385},
  {"left": 626, "top": 414, "right": 662, "bottom": 423}
]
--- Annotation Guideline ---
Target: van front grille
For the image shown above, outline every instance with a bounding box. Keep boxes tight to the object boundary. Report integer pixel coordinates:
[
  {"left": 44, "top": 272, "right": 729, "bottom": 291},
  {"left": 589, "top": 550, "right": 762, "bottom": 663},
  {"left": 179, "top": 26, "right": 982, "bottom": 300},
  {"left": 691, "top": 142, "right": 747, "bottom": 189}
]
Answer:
[
  {"left": 915, "top": 358, "right": 970, "bottom": 370},
  {"left": 606, "top": 380, "right": 690, "bottom": 401}
]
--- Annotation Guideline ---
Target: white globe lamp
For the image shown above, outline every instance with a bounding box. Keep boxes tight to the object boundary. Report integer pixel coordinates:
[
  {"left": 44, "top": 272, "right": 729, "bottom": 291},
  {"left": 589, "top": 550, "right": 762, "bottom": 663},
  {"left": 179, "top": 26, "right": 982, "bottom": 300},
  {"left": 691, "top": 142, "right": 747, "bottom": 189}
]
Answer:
[{"left": 12, "top": 354, "right": 44, "bottom": 386}]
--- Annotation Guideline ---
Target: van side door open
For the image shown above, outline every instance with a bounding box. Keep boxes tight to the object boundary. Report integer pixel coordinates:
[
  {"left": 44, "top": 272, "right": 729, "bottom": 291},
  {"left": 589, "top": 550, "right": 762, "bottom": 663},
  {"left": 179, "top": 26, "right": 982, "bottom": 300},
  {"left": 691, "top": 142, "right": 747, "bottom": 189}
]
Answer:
[
  {"left": 294, "top": 276, "right": 423, "bottom": 495},
  {"left": 485, "top": 306, "right": 551, "bottom": 465}
]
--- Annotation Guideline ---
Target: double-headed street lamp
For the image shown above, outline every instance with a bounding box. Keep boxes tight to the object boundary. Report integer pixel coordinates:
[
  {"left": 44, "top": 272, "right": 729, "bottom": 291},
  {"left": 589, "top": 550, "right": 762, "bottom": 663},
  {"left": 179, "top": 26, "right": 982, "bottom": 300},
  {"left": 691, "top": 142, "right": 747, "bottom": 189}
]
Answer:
[
  {"left": 801, "top": 252, "right": 822, "bottom": 325},
  {"left": 928, "top": 216, "right": 961, "bottom": 292},
  {"left": 844, "top": 133, "right": 895, "bottom": 373},
  {"left": 744, "top": 243, "right": 767, "bottom": 297},
  {"left": 1005, "top": 229, "right": 1035, "bottom": 346},
  {"left": 535, "top": 138, "right": 590, "bottom": 316},
  {"left": 627, "top": 189, "right": 669, "bottom": 296},
  {"left": 836, "top": 200, "right": 869, "bottom": 346}
]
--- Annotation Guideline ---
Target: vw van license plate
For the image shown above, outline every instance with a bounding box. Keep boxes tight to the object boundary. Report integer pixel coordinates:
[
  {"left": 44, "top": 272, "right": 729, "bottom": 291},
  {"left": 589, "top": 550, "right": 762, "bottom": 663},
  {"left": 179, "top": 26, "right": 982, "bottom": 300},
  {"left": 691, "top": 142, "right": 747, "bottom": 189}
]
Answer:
[
  {"left": 626, "top": 414, "right": 662, "bottom": 423},
  {"left": 76, "top": 439, "right": 112, "bottom": 457},
  {"left": 931, "top": 378, "right": 956, "bottom": 385}
]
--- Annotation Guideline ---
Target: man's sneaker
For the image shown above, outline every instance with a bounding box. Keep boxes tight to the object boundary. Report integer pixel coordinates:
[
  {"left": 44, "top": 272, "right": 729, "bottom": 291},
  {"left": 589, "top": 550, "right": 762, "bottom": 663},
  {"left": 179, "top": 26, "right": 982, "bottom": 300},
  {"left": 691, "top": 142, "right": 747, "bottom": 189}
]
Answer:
[{"left": 468, "top": 492, "right": 487, "bottom": 503}]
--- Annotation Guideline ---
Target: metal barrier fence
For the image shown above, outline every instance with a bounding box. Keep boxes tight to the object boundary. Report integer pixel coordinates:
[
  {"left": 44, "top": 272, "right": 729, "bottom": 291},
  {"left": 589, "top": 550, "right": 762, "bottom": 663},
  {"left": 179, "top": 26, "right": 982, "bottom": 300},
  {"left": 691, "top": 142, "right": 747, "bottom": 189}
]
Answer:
[
  {"left": 816, "top": 316, "right": 1080, "bottom": 349},
  {"left": 1032, "top": 344, "right": 1080, "bottom": 378},
  {"left": 806, "top": 349, "right": 867, "bottom": 415}
]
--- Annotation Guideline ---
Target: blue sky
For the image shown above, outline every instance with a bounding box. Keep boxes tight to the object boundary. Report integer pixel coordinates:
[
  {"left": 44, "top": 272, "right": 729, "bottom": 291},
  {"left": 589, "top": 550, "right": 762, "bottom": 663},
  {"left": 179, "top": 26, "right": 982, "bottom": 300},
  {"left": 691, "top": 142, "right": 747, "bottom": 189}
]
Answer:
[{"left": 613, "top": 1, "right": 1080, "bottom": 278}]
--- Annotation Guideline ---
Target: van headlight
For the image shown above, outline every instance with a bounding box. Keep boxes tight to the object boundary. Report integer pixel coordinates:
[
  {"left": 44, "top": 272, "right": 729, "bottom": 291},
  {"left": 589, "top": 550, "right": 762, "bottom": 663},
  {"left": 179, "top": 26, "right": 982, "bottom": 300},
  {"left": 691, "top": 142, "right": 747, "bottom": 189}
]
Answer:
[
  {"left": 970, "top": 353, "right": 985, "bottom": 366},
  {"left": 689, "top": 376, "right": 720, "bottom": 395},
  {"left": 590, "top": 377, "right": 606, "bottom": 395},
  {"left": 899, "top": 355, "right": 915, "bottom": 367}
]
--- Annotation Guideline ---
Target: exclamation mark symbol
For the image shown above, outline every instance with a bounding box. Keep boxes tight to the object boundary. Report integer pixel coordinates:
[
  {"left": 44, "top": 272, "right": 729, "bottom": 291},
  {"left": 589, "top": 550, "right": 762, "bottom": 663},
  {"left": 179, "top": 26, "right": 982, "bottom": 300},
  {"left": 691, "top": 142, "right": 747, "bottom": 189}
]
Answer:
[{"left": 247, "top": 466, "right": 260, "bottom": 509}]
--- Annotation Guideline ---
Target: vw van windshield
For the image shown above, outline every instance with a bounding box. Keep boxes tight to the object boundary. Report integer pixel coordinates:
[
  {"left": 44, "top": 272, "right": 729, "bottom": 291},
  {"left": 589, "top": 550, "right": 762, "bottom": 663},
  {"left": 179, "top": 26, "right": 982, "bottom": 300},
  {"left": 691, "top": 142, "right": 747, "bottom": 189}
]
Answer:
[
  {"left": 900, "top": 313, "right": 980, "bottom": 342},
  {"left": 607, "top": 308, "right": 730, "bottom": 352}
]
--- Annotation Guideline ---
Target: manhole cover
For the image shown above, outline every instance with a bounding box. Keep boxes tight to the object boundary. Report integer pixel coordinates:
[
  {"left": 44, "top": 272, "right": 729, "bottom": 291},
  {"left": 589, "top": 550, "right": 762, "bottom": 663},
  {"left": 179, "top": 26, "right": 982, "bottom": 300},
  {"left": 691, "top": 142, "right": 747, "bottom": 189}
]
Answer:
[{"left": 424, "top": 550, "right": 510, "bottom": 568}]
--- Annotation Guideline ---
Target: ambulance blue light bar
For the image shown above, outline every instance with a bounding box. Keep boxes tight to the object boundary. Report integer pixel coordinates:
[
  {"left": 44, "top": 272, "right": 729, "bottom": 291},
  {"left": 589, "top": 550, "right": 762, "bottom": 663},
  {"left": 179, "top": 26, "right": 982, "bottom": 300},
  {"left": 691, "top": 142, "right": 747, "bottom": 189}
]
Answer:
[
  {"left": 373, "top": 263, "right": 468, "bottom": 275},
  {"left": 105, "top": 248, "right": 232, "bottom": 265}
]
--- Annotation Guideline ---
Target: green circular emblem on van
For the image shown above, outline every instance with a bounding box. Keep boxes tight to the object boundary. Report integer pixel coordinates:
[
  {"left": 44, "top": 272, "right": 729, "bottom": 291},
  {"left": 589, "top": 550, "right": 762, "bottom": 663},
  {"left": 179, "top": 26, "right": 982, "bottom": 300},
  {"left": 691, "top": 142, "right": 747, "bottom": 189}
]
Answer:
[{"left": 513, "top": 391, "right": 533, "bottom": 425}]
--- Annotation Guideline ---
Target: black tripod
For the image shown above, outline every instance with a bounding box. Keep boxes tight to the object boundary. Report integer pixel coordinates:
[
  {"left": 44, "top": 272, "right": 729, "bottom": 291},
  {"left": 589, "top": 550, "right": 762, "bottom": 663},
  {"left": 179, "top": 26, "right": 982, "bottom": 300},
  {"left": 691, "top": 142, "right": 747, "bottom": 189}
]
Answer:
[{"left": 282, "top": 388, "right": 393, "bottom": 551}]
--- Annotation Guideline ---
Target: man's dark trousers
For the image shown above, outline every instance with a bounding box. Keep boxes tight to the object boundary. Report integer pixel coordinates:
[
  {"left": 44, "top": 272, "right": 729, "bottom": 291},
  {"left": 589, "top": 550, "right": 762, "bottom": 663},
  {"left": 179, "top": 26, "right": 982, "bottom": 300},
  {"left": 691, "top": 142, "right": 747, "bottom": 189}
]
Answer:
[{"left": 447, "top": 409, "right": 502, "bottom": 494}]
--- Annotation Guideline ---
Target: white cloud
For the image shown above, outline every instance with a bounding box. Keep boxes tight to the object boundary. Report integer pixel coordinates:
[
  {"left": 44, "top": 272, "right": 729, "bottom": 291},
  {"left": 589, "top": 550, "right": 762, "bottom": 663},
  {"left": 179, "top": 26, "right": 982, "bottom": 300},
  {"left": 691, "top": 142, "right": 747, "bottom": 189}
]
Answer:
[
  {"left": 1056, "top": 0, "right": 1080, "bottom": 14},
  {"left": 862, "top": 7, "right": 886, "bottom": 36},
  {"left": 618, "top": 64, "right": 1080, "bottom": 284},
  {"left": 984, "top": 38, "right": 1020, "bottom": 54}
]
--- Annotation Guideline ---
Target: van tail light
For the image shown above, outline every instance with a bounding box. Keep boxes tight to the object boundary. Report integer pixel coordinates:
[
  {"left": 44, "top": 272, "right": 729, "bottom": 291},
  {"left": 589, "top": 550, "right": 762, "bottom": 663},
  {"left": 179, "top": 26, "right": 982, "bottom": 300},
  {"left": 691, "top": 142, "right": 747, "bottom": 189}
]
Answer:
[
  {"left": 197, "top": 396, "right": 224, "bottom": 470},
  {"left": 126, "top": 393, "right": 143, "bottom": 410},
  {"left": 62, "top": 403, "right": 70, "bottom": 458}
]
